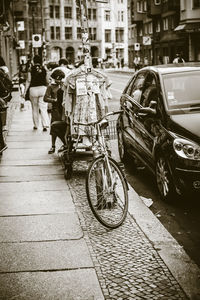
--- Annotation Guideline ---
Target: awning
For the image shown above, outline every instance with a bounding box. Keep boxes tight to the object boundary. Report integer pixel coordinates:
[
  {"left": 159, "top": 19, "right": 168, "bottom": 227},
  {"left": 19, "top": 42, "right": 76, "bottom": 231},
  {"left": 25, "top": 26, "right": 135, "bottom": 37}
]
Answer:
[
  {"left": 174, "top": 23, "right": 200, "bottom": 33},
  {"left": 174, "top": 24, "right": 186, "bottom": 31}
]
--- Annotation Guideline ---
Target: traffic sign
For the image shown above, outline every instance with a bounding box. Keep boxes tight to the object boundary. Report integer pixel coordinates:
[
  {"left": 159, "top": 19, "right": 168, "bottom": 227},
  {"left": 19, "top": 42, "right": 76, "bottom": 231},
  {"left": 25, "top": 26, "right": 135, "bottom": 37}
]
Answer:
[
  {"left": 32, "top": 34, "right": 42, "bottom": 48},
  {"left": 16, "top": 40, "right": 25, "bottom": 49},
  {"left": 134, "top": 43, "right": 140, "bottom": 51},
  {"left": 143, "top": 36, "right": 151, "bottom": 45}
]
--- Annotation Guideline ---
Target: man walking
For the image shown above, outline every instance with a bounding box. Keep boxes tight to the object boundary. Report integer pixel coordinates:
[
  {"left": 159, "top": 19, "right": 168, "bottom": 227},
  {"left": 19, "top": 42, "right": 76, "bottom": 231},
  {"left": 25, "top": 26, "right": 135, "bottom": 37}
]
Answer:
[{"left": 134, "top": 54, "right": 141, "bottom": 71}]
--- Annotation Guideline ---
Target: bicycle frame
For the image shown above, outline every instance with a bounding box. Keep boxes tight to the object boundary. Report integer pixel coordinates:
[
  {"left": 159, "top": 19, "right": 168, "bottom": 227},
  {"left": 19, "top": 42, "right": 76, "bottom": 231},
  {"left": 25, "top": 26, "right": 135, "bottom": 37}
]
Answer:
[{"left": 94, "top": 122, "right": 116, "bottom": 192}]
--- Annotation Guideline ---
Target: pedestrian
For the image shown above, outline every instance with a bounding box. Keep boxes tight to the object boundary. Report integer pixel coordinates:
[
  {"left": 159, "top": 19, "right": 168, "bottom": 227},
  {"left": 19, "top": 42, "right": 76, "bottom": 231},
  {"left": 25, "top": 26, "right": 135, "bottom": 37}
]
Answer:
[
  {"left": 0, "top": 57, "right": 12, "bottom": 154},
  {"left": 144, "top": 57, "right": 149, "bottom": 67},
  {"left": 134, "top": 54, "right": 141, "bottom": 71},
  {"left": 25, "top": 55, "right": 50, "bottom": 131},
  {"left": 158, "top": 55, "right": 163, "bottom": 64},
  {"left": 19, "top": 60, "right": 28, "bottom": 111},
  {"left": 44, "top": 69, "right": 67, "bottom": 154},
  {"left": 121, "top": 57, "right": 124, "bottom": 68},
  {"left": 173, "top": 53, "right": 185, "bottom": 63},
  {"left": 52, "top": 58, "right": 71, "bottom": 82}
]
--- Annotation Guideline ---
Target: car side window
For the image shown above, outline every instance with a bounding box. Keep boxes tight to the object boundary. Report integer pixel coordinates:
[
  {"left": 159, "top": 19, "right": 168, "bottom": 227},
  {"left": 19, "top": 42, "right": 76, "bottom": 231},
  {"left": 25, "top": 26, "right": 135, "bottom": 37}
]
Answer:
[
  {"left": 127, "top": 72, "right": 146, "bottom": 103},
  {"left": 140, "top": 73, "right": 157, "bottom": 107}
]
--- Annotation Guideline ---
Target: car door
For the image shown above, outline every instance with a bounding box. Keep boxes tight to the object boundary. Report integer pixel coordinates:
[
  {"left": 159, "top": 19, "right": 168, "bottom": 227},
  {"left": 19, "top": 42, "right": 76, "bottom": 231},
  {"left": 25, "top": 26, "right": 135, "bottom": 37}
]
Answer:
[
  {"left": 135, "top": 71, "right": 161, "bottom": 170},
  {"left": 121, "top": 71, "right": 148, "bottom": 158}
]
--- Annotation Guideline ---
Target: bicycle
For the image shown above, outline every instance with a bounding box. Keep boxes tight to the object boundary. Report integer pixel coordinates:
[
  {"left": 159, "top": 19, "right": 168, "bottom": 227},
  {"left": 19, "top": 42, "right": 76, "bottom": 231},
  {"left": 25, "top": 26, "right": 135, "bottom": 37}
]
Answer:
[{"left": 72, "top": 110, "right": 129, "bottom": 229}]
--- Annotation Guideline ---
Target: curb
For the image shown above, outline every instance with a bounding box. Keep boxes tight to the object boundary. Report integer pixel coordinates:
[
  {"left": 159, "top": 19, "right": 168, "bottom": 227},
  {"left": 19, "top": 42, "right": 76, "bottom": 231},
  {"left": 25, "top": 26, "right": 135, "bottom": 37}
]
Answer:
[{"left": 127, "top": 183, "right": 200, "bottom": 300}]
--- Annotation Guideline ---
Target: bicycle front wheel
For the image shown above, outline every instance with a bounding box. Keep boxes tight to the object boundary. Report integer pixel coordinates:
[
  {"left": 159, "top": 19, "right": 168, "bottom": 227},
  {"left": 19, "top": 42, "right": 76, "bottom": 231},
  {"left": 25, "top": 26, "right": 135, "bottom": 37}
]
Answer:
[{"left": 86, "top": 156, "right": 128, "bottom": 229}]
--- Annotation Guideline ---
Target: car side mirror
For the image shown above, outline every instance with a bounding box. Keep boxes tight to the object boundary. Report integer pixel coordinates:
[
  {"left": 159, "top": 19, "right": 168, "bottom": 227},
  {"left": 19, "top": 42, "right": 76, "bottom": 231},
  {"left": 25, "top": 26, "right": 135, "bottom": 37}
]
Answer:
[{"left": 137, "top": 107, "right": 156, "bottom": 117}]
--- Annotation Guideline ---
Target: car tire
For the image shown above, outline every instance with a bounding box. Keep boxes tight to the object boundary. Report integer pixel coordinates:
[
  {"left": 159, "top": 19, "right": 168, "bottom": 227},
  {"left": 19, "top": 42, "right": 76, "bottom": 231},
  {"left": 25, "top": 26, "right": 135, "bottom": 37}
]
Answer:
[
  {"left": 117, "top": 126, "right": 128, "bottom": 162},
  {"left": 155, "top": 155, "right": 177, "bottom": 202}
]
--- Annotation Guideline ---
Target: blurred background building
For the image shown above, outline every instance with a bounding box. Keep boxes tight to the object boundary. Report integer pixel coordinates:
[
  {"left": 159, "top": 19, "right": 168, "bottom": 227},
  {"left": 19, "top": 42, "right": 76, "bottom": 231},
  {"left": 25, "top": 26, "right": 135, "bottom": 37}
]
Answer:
[{"left": 128, "top": 0, "right": 200, "bottom": 67}]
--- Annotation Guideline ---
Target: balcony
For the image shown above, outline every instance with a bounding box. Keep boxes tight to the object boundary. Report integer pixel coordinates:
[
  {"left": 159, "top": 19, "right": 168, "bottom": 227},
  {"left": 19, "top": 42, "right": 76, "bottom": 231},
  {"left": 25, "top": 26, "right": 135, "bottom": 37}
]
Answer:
[
  {"left": 147, "top": 0, "right": 161, "bottom": 18},
  {"left": 162, "top": 0, "right": 180, "bottom": 13}
]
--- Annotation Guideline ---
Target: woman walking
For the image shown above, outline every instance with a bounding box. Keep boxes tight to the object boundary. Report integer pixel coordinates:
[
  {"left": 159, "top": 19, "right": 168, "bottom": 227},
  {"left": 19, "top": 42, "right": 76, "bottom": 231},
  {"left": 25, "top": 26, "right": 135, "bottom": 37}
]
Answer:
[{"left": 25, "top": 55, "right": 49, "bottom": 131}]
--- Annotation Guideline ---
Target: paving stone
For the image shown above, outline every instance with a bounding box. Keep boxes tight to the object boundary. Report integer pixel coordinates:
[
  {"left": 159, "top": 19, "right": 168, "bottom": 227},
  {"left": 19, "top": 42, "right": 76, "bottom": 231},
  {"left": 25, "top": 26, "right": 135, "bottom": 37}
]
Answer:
[{"left": 68, "top": 171, "right": 188, "bottom": 300}]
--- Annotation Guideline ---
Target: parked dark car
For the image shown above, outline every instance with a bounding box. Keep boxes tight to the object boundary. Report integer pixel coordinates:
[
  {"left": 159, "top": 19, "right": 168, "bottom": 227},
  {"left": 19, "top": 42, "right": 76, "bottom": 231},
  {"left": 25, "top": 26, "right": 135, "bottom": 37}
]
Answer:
[{"left": 117, "top": 63, "right": 200, "bottom": 202}]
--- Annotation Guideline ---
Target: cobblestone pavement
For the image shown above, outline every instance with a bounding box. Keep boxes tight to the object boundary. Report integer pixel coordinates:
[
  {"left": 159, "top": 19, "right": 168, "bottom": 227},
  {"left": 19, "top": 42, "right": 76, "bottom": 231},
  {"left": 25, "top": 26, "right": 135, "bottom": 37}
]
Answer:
[{"left": 66, "top": 162, "right": 188, "bottom": 300}]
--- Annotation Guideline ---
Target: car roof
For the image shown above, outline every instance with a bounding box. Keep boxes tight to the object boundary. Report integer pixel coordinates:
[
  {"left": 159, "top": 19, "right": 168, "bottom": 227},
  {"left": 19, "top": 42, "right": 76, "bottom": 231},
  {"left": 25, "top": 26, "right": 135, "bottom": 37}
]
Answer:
[{"left": 140, "top": 62, "right": 200, "bottom": 75}]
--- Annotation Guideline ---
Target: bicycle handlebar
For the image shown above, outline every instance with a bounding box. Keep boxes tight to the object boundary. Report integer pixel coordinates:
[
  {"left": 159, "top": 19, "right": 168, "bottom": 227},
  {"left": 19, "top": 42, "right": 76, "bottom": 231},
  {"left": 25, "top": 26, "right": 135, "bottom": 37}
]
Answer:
[{"left": 73, "top": 110, "right": 123, "bottom": 127}]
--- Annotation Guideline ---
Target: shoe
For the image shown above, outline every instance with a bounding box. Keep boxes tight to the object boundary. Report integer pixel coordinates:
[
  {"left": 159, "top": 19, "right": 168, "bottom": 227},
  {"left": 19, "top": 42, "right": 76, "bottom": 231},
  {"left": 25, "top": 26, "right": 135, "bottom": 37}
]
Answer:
[
  {"left": 43, "top": 127, "right": 47, "bottom": 132},
  {"left": 33, "top": 126, "right": 37, "bottom": 130},
  {"left": 48, "top": 146, "right": 55, "bottom": 154}
]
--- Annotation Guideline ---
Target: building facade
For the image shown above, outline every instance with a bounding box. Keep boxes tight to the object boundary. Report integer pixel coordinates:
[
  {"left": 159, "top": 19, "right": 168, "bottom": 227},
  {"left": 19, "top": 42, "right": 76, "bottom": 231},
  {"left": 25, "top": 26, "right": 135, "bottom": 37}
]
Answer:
[
  {"left": 0, "top": 0, "right": 18, "bottom": 76},
  {"left": 10, "top": 0, "right": 128, "bottom": 66},
  {"left": 128, "top": 0, "right": 200, "bottom": 67}
]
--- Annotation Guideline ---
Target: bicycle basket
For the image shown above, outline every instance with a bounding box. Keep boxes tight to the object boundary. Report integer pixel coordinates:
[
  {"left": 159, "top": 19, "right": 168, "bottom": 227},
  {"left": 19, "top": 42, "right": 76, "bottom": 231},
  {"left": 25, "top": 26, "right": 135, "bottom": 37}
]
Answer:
[{"left": 102, "top": 119, "right": 118, "bottom": 140}]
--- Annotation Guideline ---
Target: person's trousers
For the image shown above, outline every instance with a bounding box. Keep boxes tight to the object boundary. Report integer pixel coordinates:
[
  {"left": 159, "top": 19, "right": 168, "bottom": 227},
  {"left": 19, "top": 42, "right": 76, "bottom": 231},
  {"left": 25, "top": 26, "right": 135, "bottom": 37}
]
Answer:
[{"left": 29, "top": 86, "right": 50, "bottom": 128}]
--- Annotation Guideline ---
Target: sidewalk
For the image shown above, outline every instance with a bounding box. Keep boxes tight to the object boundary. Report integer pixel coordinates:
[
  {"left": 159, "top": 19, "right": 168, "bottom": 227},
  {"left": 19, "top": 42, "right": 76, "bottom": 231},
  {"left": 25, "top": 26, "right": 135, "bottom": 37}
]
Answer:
[{"left": 0, "top": 96, "right": 200, "bottom": 299}]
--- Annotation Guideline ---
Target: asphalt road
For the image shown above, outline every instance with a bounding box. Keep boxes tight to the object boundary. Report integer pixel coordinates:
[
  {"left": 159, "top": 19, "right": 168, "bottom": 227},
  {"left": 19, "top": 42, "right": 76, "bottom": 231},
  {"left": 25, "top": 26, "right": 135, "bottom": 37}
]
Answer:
[{"left": 104, "top": 69, "right": 200, "bottom": 269}]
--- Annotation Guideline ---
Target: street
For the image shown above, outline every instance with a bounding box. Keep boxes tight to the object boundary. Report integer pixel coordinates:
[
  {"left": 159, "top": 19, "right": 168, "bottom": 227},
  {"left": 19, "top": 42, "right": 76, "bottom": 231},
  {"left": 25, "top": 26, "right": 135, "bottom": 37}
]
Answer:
[{"left": 106, "top": 70, "right": 200, "bottom": 269}]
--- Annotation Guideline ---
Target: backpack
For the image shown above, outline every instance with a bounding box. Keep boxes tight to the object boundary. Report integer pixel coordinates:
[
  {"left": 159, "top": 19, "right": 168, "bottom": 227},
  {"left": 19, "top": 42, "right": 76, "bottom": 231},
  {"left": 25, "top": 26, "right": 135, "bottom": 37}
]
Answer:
[
  {"left": 0, "top": 69, "right": 13, "bottom": 102},
  {"left": 0, "top": 69, "right": 12, "bottom": 92}
]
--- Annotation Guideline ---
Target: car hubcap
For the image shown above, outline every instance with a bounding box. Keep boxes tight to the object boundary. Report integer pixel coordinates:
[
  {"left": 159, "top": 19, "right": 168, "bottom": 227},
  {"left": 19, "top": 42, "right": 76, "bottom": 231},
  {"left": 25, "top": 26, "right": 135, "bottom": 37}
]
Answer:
[{"left": 156, "top": 157, "right": 170, "bottom": 197}]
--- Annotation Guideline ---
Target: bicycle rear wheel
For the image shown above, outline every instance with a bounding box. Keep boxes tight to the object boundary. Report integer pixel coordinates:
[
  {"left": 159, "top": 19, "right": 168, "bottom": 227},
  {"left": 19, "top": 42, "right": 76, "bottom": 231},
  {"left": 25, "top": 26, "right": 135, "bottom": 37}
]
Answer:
[{"left": 86, "top": 155, "right": 128, "bottom": 229}]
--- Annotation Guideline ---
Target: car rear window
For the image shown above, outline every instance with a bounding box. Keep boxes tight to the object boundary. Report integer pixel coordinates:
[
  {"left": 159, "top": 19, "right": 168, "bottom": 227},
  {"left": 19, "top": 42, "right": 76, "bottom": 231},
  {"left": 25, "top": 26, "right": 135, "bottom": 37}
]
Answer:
[{"left": 163, "top": 71, "right": 200, "bottom": 113}]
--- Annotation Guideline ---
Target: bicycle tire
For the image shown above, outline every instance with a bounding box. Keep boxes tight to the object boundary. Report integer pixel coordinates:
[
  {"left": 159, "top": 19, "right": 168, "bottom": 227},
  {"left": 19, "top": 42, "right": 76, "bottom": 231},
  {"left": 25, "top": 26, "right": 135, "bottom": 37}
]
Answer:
[{"left": 86, "top": 155, "right": 128, "bottom": 229}]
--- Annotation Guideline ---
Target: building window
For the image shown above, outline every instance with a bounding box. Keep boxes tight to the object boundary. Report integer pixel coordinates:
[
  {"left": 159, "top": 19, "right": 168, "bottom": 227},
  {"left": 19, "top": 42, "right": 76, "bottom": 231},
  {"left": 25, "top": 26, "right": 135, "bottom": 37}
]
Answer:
[
  {"left": 137, "top": 0, "right": 143, "bottom": 12},
  {"left": 77, "top": 27, "right": 82, "bottom": 39},
  {"left": 144, "top": 24, "right": 148, "bottom": 34},
  {"left": 55, "top": 6, "right": 60, "bottom": 18},
  {"left": 128, "top": 28, "right": 131, "bottom": 39},
  {"left": 154, "top": 0, "right": 161, "bottom": 4},
  {"left": 181, "top": 0, "right": 186, "bottom": 10},
  {"left": 50, "top": 26, "right": 55, "bottom": 40},
  {"left": 193, "top": 0, "right": 200, "bottom": 8},
  {"left": 76, "top": 7, "right": 80, "bottom": 20},
  {"left": 50, "top": 5, "right": 54, "bottom": 18},
  {"left": 163, "top": 17, "right": 168, "bottom": 30},
  {"left": 143, "top": 0, "right": 147, "bottom": 11},
  {"left": 148, "top": 22, "right": 153, "bottom": 34},
  {"left": 89, "top": 27, "right": 97, "bottom": 40},
  {"left": 118, "top": 11, "right": 124, "bottom": 22},
  {"left": 131, "top": 28, "right": 135, "bottom": 38},
  {"left": 115, "top": 29, "right": 124, "bottom": 42},
  {"left": 105, "top": 29, "right": 111, "bottom": 42},
  {"left": 121, "top": 11, "right": 124, "bottom": 21},
  {"left": 105, "top": 10, "right": 111, "bottom": 21},
  {"left": 156, "top": 20, "right": 160, "bottom": 32},
  {"left": 88, "top": 9, "right": 97, "bottom": 20},
  {"left": 65, "top": 27, "right": 72, "bottom": 39},
  {"left": 171, "top": 16, "right": 175, "bottom": 29},
  {"left": 64, "top": 6, "right": 72, "bottom": 19},
  {"left": 138, "top": 27, "right": 143, "bottom": 36},
  {"left": 56, "top": 27, "right": 60, "bottom": 40}
]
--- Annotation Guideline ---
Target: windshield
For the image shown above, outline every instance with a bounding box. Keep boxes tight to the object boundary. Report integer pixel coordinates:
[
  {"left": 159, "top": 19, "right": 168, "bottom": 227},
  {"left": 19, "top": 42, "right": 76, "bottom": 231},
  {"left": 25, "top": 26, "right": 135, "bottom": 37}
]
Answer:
[{"left": 163, "top": 71, "right": 200, "bottom": 114}]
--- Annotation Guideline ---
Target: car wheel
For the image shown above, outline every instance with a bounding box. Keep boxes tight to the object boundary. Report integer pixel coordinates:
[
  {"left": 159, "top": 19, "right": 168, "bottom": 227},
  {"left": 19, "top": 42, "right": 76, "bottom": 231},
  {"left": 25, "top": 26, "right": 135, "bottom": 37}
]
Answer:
[
  {"left": 117, "top": 127, "right": 128, "bottom": 162},
  {"left": 155, "top": 155, "right": 176, "bottom": 202}
]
